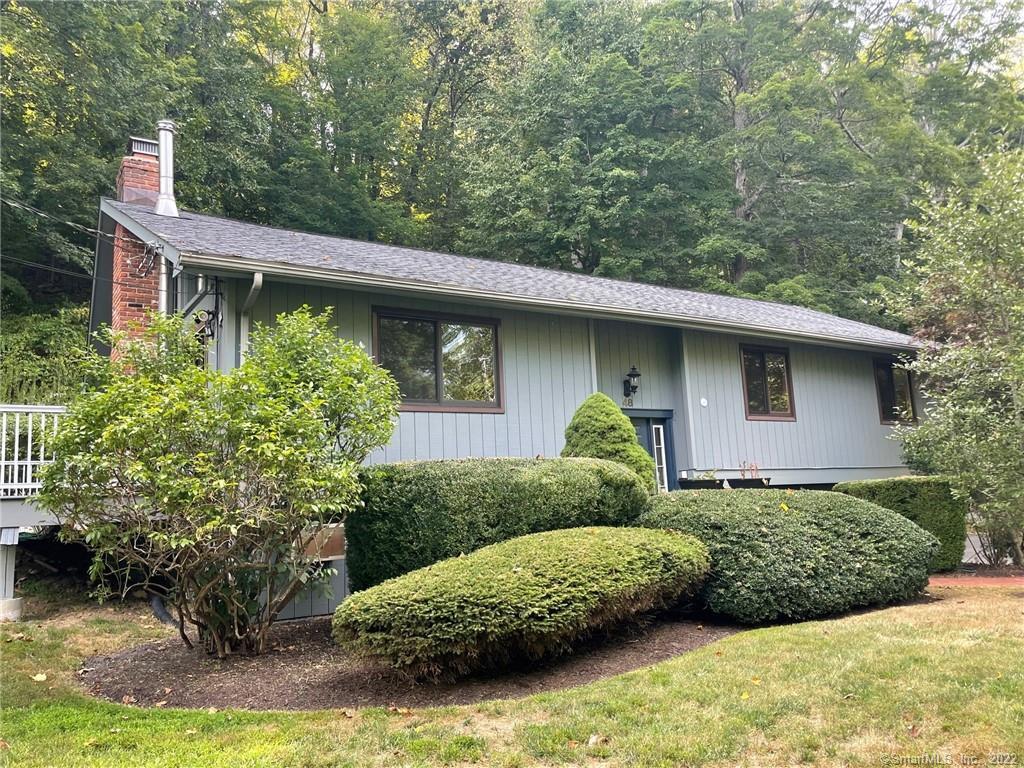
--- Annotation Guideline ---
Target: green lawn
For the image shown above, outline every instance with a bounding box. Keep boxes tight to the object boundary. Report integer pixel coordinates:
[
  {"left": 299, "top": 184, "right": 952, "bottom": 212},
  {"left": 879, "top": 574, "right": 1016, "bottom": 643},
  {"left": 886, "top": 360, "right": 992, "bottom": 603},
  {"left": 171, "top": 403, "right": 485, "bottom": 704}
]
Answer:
[{"left": 1, "top": 583, "right": 1021, "bottom": 767}]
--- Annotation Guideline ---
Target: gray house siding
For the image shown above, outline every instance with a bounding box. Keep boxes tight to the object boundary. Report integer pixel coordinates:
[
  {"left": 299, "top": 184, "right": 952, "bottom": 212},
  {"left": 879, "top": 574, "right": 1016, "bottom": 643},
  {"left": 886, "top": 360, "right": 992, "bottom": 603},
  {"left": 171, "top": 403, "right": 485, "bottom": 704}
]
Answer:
[
  {"left": 243, "top": 279, "right": 595, "bottom": 463},
  {"left": 222, "top": 276, "right": 908, "bottom": 485},
  {"left": 681, "top": 330, "right": 908, "bottom": 484},
  {"left": 592, "top": 320, "right": 688, "bottom": 479}
]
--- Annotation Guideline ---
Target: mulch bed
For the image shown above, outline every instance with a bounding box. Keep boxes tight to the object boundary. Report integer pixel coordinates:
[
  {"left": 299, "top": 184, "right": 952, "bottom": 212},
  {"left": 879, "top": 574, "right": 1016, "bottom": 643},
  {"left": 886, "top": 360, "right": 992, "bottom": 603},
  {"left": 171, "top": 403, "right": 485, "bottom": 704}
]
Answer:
[
  {"left": 954, "top": 564, "right": 1024, "bottom": 578},
  {"left": 78, "top": 613, "right": 736, "bottom": 711},
  {"left": 929, "top": 563, "right": 1024, "bottom": 588},
  {"left": 930, "top": 575, "right": 1024, "bottom": 587}
]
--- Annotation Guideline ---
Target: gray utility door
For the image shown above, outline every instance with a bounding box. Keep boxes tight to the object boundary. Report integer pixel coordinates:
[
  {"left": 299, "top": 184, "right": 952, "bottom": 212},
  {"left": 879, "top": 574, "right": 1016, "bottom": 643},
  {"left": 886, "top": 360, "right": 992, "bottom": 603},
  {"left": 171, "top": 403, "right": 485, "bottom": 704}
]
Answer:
[{"left": 628, "top": 410, "right": 675, "bottom": 493}]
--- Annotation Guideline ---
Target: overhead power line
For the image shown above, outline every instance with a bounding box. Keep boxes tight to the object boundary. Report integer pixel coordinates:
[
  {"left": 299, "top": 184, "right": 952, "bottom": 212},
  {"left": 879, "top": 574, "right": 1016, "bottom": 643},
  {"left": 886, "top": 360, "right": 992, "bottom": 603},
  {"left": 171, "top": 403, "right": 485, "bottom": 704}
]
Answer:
[
  {"left": 1, "top": 255, "right": 142, "bottom": 290},
  {"left": 0, "top": 196, "right": 143, "bottom": 247}
]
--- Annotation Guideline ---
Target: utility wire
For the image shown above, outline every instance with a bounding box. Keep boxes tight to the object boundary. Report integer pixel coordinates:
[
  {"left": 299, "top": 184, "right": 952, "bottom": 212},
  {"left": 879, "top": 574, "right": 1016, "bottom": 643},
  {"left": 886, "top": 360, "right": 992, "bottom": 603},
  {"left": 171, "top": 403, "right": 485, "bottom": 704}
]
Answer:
[
  {"left": 1, "top": 254, "right": 142, "bottom": 289},
  {"left": 0, "top": 195, "right": 144, "bottom": 247}
]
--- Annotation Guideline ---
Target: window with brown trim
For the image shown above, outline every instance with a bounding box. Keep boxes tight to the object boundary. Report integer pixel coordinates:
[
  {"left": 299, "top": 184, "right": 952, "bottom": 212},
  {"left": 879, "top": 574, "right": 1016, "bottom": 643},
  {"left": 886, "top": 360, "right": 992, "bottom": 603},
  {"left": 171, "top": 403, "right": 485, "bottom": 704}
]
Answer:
[
  {"left": 373, "top": 309, "right": 502, "bottom": 412},
  {"left": 741, "top": 345, "right": 795, "bottom": 420},
  {"left": 874, "top": 358, "right": 917, "bottom": 424}
]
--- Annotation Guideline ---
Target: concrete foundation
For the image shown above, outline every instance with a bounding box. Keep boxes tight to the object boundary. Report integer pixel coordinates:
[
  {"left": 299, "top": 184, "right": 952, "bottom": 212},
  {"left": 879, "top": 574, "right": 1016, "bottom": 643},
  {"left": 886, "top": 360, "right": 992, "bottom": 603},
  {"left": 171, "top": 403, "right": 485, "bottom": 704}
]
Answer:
[
  {"left": 0, "top": 596, "right": 23, "bottom": 622},
  {"left": 1, "top": 539, "right": 19, "bottom": 621}
]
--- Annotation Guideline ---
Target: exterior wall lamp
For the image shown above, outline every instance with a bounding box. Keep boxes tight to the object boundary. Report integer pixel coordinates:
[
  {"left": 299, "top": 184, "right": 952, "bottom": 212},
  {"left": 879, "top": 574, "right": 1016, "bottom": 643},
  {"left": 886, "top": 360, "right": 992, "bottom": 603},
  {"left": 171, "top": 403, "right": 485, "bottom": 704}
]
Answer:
[{"left": 623, "top": 365, "right": 641, "bottom": 398}]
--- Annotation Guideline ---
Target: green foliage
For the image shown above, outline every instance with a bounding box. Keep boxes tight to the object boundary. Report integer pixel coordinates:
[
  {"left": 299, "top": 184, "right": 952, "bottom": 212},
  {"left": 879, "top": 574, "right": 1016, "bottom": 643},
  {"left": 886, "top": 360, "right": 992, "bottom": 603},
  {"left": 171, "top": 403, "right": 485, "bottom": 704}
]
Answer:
[
  {"left": 0, "top": 306, "right": 89, "bottom": 404},
  {"left": 833, "top": 477, "right": 967, "bottom": 573},
  {"left": 347, "top": 457, "right": 652, "bottom": 590},
  {"left": 333, "top": 526, "right": 710, "bottom": 679},
  {"left": 456, "top": 0, "right": 1023, "bottom": 321},
  {"left": 5, "top": 0, "right": 1023, "bottom": 334},
  {"left": 38, "top": 307, "right": 399, "bottom": 657},
  {"left": 638, "top": 490, "right": 938, "bottom": 624},
  {"left": 892, "top": 151, "right": 1024, "bottom": 566},
  {"left": 561, "top": 392, "right": 656, "bottom": 493}
]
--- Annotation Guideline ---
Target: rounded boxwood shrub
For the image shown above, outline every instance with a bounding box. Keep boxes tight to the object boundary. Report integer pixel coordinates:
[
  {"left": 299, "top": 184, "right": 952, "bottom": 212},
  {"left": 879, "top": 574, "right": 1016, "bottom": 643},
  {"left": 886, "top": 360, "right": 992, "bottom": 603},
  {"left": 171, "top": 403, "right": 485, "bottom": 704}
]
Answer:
[
  {"left": 561, "top": 392, "right": 657, "bottom": 493},
  {"left": 347, "top": 457, "right": 652, "bottom": 590},
  {"left": 832, "top": 476, "right": 967, "bottom": 573},
  {"left": 333, "top": 526, "right": 710, "bottom": 679},
  {"left": 638, "top": 490, "right": 938, "bottom": 624}
]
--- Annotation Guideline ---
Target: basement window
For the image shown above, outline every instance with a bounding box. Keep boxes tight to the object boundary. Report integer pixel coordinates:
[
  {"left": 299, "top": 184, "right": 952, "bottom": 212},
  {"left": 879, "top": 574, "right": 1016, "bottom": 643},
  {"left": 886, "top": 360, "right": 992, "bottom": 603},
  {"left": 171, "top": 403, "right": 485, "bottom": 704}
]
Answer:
[
  {"left": 374, "top": 309, "right": 502, "bottom": 412},
  {"left": 741, "top": 345, "right": 795, "bottom": 420},
  {"left": 874, "top": 359, "right": 917, "bottom": 424}
]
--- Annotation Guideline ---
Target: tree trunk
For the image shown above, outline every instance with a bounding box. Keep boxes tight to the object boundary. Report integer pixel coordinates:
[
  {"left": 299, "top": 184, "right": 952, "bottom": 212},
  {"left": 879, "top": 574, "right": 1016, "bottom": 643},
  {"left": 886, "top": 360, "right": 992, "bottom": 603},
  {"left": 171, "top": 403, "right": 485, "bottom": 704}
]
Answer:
[{"left": 729, "top": 0, "right": 754, "bottom": 284}]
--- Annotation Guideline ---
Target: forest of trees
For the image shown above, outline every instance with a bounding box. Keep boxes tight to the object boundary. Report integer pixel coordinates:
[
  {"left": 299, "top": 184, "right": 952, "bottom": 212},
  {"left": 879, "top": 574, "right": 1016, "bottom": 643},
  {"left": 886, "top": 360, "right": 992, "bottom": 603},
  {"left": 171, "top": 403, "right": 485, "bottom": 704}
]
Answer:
[{"left": 2, "top": 0, "right": 1022, "bottom": 341}]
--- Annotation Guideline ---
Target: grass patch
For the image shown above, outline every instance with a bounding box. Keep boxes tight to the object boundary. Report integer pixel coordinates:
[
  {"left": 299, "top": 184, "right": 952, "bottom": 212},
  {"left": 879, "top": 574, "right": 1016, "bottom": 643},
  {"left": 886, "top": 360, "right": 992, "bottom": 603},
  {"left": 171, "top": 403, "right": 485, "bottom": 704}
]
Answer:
[{"left": 1, "top": 585, "right": 1021, "bottom": 767}]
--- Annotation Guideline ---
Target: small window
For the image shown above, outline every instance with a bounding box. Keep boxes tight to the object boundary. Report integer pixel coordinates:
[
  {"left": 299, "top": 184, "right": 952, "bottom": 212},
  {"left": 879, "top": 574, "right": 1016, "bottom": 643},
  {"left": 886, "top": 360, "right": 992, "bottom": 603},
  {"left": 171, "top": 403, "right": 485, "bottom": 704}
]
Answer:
[
  {"left": 651, "top": 423, "right": 669, "bottom": 493},
  {"left": 741, "top": 346, "right": 795, "bottom": 420},
  {"left": 375, "top": 309, "right": 501, "bottom": 411},
  {"left": 874, "top": 359, "right": 916, "bottom": 424}
]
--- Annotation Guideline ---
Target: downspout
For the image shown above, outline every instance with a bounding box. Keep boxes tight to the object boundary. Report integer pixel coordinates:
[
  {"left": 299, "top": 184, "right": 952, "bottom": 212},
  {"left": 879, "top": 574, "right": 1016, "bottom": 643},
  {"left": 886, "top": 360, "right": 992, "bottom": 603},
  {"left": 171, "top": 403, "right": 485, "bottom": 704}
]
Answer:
[
  {"left": 158, "top": 254, "right": 169, "bottom": 314},
  {"left": 588, "top": 318, "right": 598, "bottom": 392},
  {"left": 238, "top": 272, "right": 264, "bottom": 362}
]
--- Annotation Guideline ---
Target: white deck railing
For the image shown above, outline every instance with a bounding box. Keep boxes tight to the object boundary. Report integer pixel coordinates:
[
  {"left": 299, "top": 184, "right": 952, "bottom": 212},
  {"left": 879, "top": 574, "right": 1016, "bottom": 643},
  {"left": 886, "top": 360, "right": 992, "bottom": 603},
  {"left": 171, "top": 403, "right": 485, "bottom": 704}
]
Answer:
[{"left": 1, "top": 405, "right": 65, "bottom": 499}]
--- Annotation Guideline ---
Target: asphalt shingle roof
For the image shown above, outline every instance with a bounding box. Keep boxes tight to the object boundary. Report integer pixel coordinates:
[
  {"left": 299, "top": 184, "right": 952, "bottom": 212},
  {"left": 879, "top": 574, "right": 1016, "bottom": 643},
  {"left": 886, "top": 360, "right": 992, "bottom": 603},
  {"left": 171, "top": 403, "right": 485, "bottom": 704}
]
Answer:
[{"left": 109, "top": 200, "right": 916, "bottom": 350}]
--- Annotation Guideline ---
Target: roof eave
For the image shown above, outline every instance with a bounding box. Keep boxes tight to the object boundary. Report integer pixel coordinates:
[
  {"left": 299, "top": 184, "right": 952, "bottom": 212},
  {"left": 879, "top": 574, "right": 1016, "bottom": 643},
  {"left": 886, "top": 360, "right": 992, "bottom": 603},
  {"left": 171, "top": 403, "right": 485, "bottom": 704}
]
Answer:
[
  {"left": 177, "top": 250, "right": 919, "bottom": 354},
  {"left": 100, "top": 198, "right": 183, "bottom": 266}
]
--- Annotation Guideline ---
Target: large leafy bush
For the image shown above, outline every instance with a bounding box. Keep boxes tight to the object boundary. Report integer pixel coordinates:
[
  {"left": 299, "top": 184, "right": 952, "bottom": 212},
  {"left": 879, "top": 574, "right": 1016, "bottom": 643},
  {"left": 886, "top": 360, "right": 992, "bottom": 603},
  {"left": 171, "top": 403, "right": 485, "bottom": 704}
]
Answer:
[
  {"left": 833, "top": 477, "right": 966, "bottom": 572},
  {"left": 892, "top": 151, "right": 1024, "bottom": 565},
  {"left": 39, "top": 307, "right": 399, "bottom": 657},
  {"left": 561, "top": 392, "right": 656, "bottom": 492},
  {"left": 347, "top": 457, "right": 651, "bottom": 590},
  {"left": 333, "top": 526, "right": 709, "bottom": 679},
  {"left": 639, "top": 490, "right": 937, "bottom": 624},
  {"left": 0, "top": 305, "right": 89, "bottom": 404}
]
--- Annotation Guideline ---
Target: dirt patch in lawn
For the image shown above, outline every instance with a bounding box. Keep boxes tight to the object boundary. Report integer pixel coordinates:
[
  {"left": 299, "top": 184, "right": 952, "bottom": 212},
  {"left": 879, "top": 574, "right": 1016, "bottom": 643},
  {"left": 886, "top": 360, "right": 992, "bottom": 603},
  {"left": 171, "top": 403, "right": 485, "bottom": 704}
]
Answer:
[{"left": 79, "top": 613, "right": 736, "bottom": 711}]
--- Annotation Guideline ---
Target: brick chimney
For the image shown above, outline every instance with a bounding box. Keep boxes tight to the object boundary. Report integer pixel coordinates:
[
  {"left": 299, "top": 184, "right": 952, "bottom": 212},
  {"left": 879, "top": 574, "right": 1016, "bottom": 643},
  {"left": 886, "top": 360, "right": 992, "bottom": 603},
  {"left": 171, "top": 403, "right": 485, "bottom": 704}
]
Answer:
[{"left": 111, "top": 137, "right": 160, "bottom": 335}]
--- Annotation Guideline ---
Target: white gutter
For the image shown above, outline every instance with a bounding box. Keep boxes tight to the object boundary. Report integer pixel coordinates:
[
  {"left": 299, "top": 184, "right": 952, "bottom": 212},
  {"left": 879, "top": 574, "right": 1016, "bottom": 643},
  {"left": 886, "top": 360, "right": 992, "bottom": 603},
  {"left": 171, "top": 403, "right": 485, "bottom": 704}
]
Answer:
[
  {"left": 238, "top": 272, "right": 264, "bottom": 360},
  {"left": 587, "top": 319, "right": 598, "bottom": 391},
  {"left": 178, "top": 251, "right": 920, "bottom": 353}
]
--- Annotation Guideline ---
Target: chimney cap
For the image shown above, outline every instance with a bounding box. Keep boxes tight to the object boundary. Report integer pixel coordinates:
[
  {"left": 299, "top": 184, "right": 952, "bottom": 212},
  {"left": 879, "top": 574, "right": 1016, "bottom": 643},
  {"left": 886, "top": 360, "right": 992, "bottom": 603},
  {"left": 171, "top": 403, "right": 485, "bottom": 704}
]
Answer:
[
  {"left": 128, "top": 136, "right": 158, "bottom": 157},
  {"left": 157, "top": 119, "right": 177, "bottom": 133}
]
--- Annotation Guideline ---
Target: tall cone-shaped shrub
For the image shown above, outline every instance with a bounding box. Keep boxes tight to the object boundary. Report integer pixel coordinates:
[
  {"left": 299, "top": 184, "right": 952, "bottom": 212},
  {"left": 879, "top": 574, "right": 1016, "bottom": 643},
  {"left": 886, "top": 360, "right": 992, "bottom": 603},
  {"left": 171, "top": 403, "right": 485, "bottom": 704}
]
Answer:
[{"left": 562, "top": 392, "right": 656, "bottom": 493}]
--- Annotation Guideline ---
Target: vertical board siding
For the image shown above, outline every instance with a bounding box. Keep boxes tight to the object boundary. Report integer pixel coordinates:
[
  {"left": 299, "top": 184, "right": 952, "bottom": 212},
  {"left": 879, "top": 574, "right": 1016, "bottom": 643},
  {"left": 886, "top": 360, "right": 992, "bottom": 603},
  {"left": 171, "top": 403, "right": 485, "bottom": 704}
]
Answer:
[
  {"left": 593, "top": 320, "right": 688, "bottom": 482},
  {"left": 682, "top": 330, "right": 905, "bottom": 475},
  {"left": 276, "top": 560, "right": 348, "bottom": 621},
  {"left": 593, "top": 320, "right": 683, "bottom": 411},
  {"left": 240, "top": 280, "right": 905, "bottom": 479},
  {"left": 249, "top": 280, "right": 593, "bottom": 462}
]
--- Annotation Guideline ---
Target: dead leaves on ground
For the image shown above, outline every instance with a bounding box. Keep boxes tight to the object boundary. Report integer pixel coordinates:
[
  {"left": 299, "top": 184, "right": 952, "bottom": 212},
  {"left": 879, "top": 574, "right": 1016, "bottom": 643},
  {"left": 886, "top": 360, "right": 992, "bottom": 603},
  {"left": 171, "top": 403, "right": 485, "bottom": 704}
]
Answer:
[{"left": 567, "top": 734, "right": 611, "bottom": 750}]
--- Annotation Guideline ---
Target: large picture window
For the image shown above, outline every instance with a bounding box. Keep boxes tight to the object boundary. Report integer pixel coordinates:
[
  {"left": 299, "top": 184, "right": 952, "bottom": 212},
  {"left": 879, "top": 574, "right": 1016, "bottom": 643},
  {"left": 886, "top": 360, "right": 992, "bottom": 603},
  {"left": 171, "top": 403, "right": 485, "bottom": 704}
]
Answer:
[
  {"left": 874, "top": 358, "right": 916, "bottom": 424},
  {"left": 374, "top": 309, "right": 501, "bottom": 411},
  {"left": 741, "top": 345, "right": 795, "bottom": 420}
]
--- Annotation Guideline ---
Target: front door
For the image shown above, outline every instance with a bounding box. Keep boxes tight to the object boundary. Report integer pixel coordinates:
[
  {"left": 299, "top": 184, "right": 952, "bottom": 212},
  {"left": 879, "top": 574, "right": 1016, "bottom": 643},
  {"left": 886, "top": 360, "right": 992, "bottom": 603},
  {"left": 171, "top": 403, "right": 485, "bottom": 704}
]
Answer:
[{"left": 629, "top": 414, "right": 674, "bottom": 493}]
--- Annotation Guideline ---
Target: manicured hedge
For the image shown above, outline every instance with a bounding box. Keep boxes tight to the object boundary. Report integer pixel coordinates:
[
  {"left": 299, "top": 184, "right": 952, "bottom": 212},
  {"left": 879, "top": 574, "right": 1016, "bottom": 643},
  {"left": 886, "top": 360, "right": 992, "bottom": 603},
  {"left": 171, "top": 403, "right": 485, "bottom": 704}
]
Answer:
[
  {"left": 638, "top": 490, "right": 938, "bottom": 624},
  {"left": 561, "top": 393, "right": 657, "bottom": 493},
  {"left": 333, "top": 526, "right": 710, "bottom": 678},
  {"left": 347, "top": 457, "right": 652, "bottom": 590},
  {"left": 832, "top": 476, "right": 967, "bottom": 572}
]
